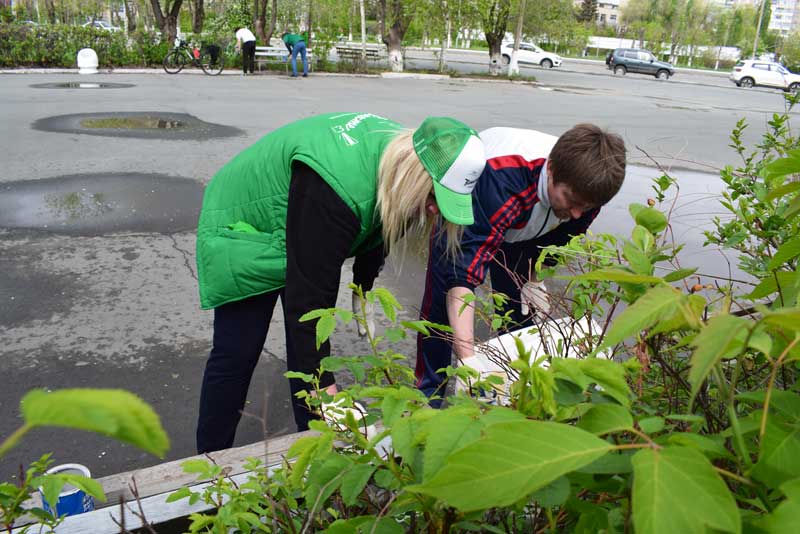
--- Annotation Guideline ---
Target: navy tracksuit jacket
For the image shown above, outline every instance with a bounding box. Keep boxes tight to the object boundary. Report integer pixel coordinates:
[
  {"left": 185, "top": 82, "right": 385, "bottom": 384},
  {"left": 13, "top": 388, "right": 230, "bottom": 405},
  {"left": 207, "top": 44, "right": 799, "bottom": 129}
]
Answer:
[{"left": 415, "top": 127, "right": 599, "bottom": 398}]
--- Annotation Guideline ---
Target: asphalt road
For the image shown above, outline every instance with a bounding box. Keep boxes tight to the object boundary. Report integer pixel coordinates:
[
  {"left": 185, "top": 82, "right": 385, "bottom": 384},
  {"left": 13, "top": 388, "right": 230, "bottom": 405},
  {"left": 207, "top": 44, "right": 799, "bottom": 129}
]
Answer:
[{"left": 0, "top": 65, "right": 787, "bottom": 481}]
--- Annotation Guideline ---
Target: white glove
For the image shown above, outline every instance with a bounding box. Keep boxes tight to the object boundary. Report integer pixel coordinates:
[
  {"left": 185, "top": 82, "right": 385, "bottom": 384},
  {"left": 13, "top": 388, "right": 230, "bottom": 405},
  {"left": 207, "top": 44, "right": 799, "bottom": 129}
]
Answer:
[
  {"left": 320, "top": 399, "right": 376, "bottom": 439},
  {"left": 520, "top": 280, "right": 550, "bottom": 317},
  {"left": 351, "top": 292, "right": 375, "bottom": 337}
]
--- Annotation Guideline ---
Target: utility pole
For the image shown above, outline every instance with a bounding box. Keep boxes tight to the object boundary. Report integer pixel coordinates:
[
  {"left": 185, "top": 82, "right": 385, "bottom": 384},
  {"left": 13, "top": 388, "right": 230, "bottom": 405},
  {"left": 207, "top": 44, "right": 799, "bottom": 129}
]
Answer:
[{"left": 753, "top": 0, "right": 767, "bottom": 59}]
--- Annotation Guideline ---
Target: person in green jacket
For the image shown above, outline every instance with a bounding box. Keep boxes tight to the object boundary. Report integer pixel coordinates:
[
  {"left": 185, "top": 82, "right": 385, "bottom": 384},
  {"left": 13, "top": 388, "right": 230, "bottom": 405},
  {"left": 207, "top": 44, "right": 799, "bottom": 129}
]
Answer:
[
  {"left": 281, "top": 31, "right": 308, "bottom": 77},
  {"left": 195, "top": 112, "right": 486, "bottom": 452}
]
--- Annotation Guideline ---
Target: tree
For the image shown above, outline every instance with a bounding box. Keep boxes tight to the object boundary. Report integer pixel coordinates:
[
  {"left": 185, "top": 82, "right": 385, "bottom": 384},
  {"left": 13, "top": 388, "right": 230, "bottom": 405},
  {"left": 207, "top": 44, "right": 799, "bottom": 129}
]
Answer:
[
  {"left": 576, "top": 0, "right": 597, "bottom": 24},
  {"left": 191, "top": 0, "right": 203, "bottom": 32},
  {"left": 149, "top": 0, "right": 183, "bottom": 42},
  {"left": 123, "top": 0, "right": 137, "bottom": 32},
  {"left": 479, "top": 0, "right": 510, "bottom": 75},
  {"left": 376, "top": 0, "right": 416, "bottom": 72},
  {"left": 507, "top": 0, "right": 526, "bottom": 76}
]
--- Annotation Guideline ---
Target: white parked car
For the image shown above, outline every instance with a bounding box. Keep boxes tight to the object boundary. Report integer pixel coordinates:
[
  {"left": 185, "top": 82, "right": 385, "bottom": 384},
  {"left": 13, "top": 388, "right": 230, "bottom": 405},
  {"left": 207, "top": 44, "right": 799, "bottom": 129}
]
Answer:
[
  {"left": 730, "top": 59, "right": 800, "bottom": 92},
  {"left": 82, "top": 20, "right": 121, "bottom": 32},
  {"left": 501, "top": 42, "right": 562, "bottom": 69}
]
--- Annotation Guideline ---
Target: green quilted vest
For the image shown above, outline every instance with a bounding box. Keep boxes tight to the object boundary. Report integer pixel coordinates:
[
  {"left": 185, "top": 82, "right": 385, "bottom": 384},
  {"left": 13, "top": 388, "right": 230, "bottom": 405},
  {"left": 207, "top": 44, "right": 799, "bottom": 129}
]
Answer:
[{"left": 196, "top": 112, "right": 403, "bottom": 309}]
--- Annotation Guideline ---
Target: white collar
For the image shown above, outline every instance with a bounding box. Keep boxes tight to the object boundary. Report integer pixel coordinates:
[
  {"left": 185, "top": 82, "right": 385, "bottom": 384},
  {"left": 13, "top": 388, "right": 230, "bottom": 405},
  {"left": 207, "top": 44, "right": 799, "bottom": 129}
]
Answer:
[{"left": 537, "top": 159, "right": 551, "bottom": 208}]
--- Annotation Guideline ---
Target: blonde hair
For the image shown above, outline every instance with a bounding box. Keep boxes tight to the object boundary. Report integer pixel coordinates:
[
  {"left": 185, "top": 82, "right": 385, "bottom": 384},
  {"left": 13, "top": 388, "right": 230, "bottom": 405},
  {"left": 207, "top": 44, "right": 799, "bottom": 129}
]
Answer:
[{"left": 377, "top": 131, "right": 464, "bottom": 260}]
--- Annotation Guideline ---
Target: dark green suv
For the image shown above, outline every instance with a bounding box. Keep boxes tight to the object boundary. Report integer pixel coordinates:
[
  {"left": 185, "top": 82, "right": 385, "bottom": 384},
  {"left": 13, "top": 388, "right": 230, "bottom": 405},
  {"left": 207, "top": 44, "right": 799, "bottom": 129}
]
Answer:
[{"left": 605, "top": 48, "right": 675, "bottom": 80}]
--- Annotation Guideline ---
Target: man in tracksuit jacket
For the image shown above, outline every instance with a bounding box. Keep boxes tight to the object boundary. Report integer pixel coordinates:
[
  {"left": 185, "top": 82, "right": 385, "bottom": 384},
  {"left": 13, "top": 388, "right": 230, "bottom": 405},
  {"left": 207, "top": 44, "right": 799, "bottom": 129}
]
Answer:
[{"left": 416, "top": 124, "right": 627, "bottom": 399}]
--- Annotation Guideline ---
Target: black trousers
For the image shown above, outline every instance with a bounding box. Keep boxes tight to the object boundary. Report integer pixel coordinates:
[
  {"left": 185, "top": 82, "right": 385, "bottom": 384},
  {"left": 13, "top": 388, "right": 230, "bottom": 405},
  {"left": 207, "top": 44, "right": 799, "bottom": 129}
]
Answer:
[
  {"left": 242, "top": 41, "right": 256, "bottom": 73},
  {"left": 196, "top": 163, "right": 382, "bottom": 453}
]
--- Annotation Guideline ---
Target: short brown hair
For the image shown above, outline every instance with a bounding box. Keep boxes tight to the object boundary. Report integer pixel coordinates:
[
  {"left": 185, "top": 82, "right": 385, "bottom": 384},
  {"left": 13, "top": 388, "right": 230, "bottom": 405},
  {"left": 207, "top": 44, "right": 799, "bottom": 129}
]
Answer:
[{"left": 548, "top": 123, "right": 626, "bottom": 207}]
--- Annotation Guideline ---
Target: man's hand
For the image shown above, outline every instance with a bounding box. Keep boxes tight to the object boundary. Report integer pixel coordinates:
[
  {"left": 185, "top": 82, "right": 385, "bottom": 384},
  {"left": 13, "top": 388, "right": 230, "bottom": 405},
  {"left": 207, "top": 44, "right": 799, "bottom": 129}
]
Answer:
[
  {"left": 351, "top": 292, "right": 375, "bottom": 337},
  {"left": 520, "top": 280, "right": 550, "bottom": 317}
]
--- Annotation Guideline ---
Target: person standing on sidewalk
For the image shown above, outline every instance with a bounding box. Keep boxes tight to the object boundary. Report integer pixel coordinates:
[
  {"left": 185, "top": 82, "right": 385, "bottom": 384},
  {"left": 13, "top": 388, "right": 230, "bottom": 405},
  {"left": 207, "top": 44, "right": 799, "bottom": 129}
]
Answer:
[
  {"left": 235, "top": 26, "right": 257, "bottom": 75},
  {"left": 282, "top": 31, "right": 308, "bottom": 77},
  {"left": 195, "top": 112, "right": 487, "bottom": 453}
]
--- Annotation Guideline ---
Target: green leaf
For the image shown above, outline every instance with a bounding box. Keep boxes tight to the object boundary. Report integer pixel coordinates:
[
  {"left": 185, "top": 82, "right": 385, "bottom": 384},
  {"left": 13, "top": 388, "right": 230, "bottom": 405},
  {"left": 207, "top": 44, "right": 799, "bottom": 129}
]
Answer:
[
  {"left": 371, "top": 287, "right": 402, "bottom": 323},
  {"left": 663, "top": 267, "right": 698, "bottom": 282},
  {"left": 665, "top": 433, "right": 732, "bottom": 459},
  {"left": 577, "top": 404, "right": 633, "bottom": 435},
  {"left": 747, "top": 271, "right": 800, "bottom": 300},
  {"left": 166, "top": 487, "right": 192, "bottom": 503},
  {"left": 750, "top": 478, "right": 800, "bottom": 532},
  {"left": 577, "top": 451, "right": 634, "bottom": 474},
  {"left": 630, "top": 204, "right": 668, "bottom": 234},
  {"left": 762, "top": 309, "right": 800, "bottom": 334},
  {"left": 408, "top": 421, "right": 611, "bottom": 511},
  {"left": 339, "top": 464, "right": 376, "bottom": 506},
  {"left": 632, "top": 446, "right": 740, "bottom": 534},
  {"left": 766, "top": 180, "right": 800, "bottom": 201},
  {"left": 688, "top": 315, "right": 749, "bottom": 406},
  {"left": 577, "top": 359, "right": 631, "bottom": 408},
  {"left": 598, "top": 285, "right": 682, "bottom": 352},
  {"left": 631, "top": 225, "right": 655, "bottom": 252},
  {"left": 20, "top": 389, "right": 169, "bottom": 458},
  {"left": 421, "top": 412, "right": 483, "bottom": 483},
  {"left": 401, "top": 320, "right": 430, "bottom": 336},
  {"left": 764, "top": 149, "right": 800, "bottom": 181},
  {"left": 638, "top": 416, "right": 665, "bottom": 434},
  {"left": 578, "top": 403, "right": 633, "bottom": 435},
  {"left": 571, "top": 268, "right": 662, "bottom": 285},
  {"left": 623, "top": 241, "right": 653, "bottom": 275},
  {"left": 751, "top": 419, "right": 800, "bottom": 488},
  {"left": 315, "top": 314, "right": 337, "bottom": 349},
  {"left": 380, "top": 396, "right": 408, "bottom": 427},
  {"left": 530, "top": 476, "right": 570, "bottom": 508},
  {"left": 768, "top": 237, "right": 800, "bottom": 269}
]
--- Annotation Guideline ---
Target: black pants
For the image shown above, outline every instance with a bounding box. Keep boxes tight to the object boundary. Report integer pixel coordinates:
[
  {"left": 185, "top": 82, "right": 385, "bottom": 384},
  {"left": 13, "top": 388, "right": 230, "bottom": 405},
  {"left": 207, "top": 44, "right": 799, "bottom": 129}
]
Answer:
[
  {"left": 196, "top": 163, "right": 381, "bottom": 453},
  {"left": 242, "top": 41, "right": 256, "bottom": 73}
]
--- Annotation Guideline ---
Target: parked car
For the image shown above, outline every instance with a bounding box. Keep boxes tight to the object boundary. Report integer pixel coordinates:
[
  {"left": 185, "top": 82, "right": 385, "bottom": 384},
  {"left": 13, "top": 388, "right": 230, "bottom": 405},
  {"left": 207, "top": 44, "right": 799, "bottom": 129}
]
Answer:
[
  {"left": 501, "top": 42, "right": 562, "bottom": 69},
  {"left": 730, "top": 59, "right": 800, "bottom": 92},
  {"left": 606, "top": 48, "right": 675, "bottom": 80},
  {"left": 82, "top": 20, "right": 121, "bottom": 32}
]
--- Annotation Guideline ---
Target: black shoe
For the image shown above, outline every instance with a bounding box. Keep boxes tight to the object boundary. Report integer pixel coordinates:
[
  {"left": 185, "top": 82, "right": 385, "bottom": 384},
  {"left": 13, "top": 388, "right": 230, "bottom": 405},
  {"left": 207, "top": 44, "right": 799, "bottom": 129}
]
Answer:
[{"left": 302, "top": 74, "right": 307, "bottom": 77}]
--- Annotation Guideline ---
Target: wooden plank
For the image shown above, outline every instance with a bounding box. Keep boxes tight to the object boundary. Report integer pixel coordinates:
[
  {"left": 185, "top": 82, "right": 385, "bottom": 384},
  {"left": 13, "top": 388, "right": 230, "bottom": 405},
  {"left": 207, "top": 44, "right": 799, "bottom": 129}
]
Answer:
[
  {"left": 53, "top": 469, "right": 265, "bottom": 533},
  {"left": 18, "top": 431, "right": 315, "bottom": 532},
  {"left": 95, "top": 430, "right": 315, "bottom": 507}
]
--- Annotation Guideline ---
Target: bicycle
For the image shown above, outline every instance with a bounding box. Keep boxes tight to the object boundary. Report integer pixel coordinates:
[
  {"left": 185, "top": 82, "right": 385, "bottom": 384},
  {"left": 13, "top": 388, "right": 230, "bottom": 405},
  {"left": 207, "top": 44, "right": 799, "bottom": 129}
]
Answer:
[{"left": 163, "top": 39, "right": 224, "bottom": 76}]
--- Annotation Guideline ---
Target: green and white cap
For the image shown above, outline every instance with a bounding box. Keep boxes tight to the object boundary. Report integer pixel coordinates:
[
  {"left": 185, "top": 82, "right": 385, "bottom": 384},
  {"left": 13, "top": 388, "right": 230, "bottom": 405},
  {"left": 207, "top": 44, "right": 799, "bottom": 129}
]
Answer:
[{"left": 413, "top": 117, "right": 486, "bottom": 225}]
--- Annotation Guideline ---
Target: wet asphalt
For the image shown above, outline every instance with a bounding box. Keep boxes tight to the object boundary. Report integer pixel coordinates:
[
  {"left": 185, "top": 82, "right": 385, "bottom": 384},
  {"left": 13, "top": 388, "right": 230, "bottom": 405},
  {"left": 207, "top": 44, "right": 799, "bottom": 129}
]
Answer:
[{"left": 0, "top": 69, "right": 772, "bottom": 481}]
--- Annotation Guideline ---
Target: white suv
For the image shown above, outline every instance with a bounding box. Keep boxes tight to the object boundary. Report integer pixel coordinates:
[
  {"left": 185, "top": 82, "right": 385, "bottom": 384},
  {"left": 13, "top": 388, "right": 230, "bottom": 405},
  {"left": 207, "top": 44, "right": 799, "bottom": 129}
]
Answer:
[
  {"left": 501, "top": 42, "right": 562, "bottom": 69},
  {"left": 730, "top": 59, "right": 800, "bottom": 92}
]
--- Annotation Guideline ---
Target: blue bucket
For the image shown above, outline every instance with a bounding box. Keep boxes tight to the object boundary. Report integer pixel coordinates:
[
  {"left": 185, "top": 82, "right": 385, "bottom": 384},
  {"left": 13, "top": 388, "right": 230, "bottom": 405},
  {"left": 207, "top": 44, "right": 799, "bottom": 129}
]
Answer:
[{"left": 40, "top": 463, "right": 95, "bottom": 517}]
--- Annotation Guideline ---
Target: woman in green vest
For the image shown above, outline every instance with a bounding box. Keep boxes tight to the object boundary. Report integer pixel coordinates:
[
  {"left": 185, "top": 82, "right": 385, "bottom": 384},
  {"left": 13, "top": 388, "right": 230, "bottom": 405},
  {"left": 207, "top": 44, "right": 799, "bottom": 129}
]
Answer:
[{"left": 195, "top": 112, "right": 486, "bottom": 452}]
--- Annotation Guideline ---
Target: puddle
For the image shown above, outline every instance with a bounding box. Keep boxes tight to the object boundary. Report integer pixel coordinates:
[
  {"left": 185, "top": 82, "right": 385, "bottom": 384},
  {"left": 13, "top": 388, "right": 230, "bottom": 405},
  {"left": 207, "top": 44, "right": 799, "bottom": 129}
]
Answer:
[
  {"left": 32, "top": 112, "right": 244, "bottom": 140},
  {"left": 0, "top": 173, "right": 204, "bottom": 235},
  {"left": 81, "top": 117, "right": 185, "bottom": 130},
  {"left": 592, "top": 164, "right": 748, "bottom": 283},
  {"left": 29, "top": 82, "right": 134, "bottom": 89}
]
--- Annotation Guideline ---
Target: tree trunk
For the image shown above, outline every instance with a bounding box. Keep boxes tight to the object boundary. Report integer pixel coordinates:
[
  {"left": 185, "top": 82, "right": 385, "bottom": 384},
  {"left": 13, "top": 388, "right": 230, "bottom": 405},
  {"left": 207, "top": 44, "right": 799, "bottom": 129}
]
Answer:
[
  {"left": 191, "top": 0, "right": 203, "bottom": 33},
  {"left": 265, "top": 0, "right": 277, "bottom": 44},
  {"left": 438, "top": 1, "right": 449, "bottom": 73},
  {"left": 482, "top": 0, "right": 510, "bottom": 76},
  {"left": 44, "top": 0, "right": 56, "bottom": 23},
  {"left": 378, "top": 0, "right": 414, "bottom": 73},
  {"left": 305, "top": 0, "right": 313, "bottom": 47},
  {"left": 254, "top": 0, "right": 267, "bottom": 43},
  {"left": 123, "top": 0, "right": 137, "bottom": 32},
  {"left": 508, "top": 0, "right": 526, "bottom": 76},
  {"left": 149, "top": 0, "right": 183, "bottom": 43}
]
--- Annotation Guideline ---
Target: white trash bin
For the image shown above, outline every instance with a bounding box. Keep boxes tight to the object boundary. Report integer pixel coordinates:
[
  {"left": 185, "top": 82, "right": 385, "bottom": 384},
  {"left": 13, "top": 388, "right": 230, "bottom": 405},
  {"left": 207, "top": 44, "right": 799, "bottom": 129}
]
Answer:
[{"left": 77, "top": 48, "right": 99, "bottom": 75}]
